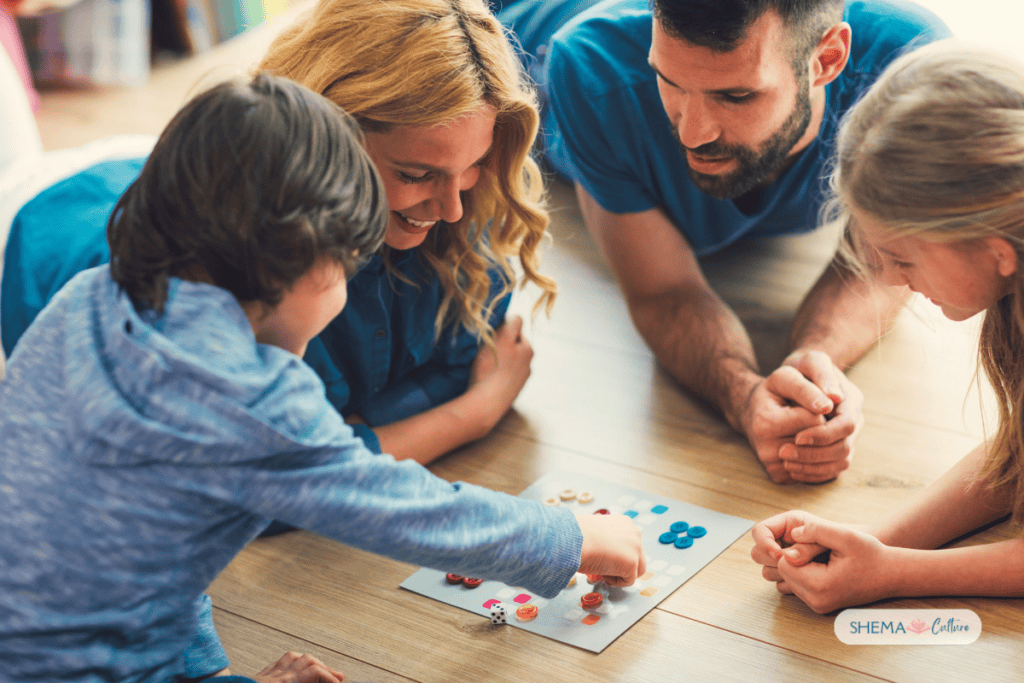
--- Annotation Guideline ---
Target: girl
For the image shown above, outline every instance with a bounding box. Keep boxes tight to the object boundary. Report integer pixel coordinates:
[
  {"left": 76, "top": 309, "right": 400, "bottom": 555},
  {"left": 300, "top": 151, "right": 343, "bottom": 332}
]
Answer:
[
  {"left": 750, "top": 40, "right": 1024, "bottom": 613},
  {"left": 1, "top": 0, "right": 555, "bottom": 465}
]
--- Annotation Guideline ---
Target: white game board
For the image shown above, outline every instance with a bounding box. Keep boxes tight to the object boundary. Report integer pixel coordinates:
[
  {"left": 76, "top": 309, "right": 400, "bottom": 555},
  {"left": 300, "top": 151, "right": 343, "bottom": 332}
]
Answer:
[{"left": 400, "top": 471, "right": 754, "bottom": 652}]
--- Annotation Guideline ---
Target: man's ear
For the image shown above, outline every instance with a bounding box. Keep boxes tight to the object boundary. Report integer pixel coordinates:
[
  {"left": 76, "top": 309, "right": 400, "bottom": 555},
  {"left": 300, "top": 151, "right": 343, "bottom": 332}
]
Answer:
[{"left": 812, "top": 22, "right": 851, "bottom": 88}]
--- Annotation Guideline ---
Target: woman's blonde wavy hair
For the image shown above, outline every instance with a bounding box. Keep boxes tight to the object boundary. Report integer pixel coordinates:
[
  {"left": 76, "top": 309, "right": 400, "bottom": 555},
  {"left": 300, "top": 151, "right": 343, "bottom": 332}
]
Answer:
[
  {"left": 257, "top": 0, "right": 555, "bottom": 344},
  {"left": 824, "top": 40, "right": 1024, "bottom": 524}
]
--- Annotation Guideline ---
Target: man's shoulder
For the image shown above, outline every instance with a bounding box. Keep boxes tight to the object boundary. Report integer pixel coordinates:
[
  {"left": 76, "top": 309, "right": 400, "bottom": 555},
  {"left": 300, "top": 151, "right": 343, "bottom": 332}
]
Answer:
[
  {"left": 547, "top": 0, "right": 654, "bottom": 93},
  {"left": 846, "top": 0, "right": 951, "bottom": 74}
]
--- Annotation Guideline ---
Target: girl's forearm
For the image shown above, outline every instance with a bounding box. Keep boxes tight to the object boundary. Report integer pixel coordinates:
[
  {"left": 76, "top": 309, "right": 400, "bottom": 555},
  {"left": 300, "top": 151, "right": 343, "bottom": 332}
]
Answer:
[
  {"left": 872, "top": 442, "right": 1014, "bottom": 550},
  {"left": 889, "top": 539, "right": 1024, "bottom": 598}
]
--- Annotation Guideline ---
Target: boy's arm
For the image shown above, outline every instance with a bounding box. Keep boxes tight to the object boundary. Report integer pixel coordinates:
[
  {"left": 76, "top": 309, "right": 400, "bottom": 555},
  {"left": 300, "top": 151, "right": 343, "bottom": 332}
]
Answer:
[{"left": 233, "top": 436, "right": 643, "bottom": 597}]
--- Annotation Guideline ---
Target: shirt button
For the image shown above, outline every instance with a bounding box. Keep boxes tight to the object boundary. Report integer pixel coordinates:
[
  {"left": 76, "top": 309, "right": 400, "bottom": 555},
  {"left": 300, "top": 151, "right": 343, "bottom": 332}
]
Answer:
[{"left": 375, "top": 328, "right": 386, "bottom": 338}]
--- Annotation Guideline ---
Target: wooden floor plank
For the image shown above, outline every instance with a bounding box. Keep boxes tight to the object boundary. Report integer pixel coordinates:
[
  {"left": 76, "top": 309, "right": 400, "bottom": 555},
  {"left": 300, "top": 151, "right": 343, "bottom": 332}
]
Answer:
[
  {"left": 212, "top": 609, "right": 416, "bottom": 683},
  {"left": 209, "top": 532, "right": 886, "bottom": 683}
]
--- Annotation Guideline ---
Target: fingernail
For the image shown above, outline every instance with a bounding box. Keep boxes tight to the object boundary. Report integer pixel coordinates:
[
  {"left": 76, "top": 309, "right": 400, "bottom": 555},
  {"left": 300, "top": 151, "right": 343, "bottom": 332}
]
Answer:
[
  {"left": 783, "top": 549, "right": 800, "bottom": 560},
  {"left": 828, "top": 393, "right": 843, "bottom": 404},
  {"left": 795, "top": 435, "right": 811, "bottom": 446},
  {"left": 813, "top": 398, "right": 832, "bottom": 413}
]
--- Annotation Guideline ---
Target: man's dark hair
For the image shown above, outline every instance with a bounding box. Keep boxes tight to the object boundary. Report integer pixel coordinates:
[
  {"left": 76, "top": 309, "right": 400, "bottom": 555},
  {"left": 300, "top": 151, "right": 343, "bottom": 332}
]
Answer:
[
  {"left": 651, "top": 0, "right": 845, "bottom": 65},
  {"left": 108, "top": 72, "right": 388, "bottom": 313}
]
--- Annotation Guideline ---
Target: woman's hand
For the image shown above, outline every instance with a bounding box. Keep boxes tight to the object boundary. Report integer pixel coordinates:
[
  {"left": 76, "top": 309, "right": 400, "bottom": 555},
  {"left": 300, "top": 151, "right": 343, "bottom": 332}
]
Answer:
[
  {"left": 467, "top": 315, "right": 533, "bottom": 432},
  {"left": 373, "top": 316, "right": 534, "bottom": 463}
]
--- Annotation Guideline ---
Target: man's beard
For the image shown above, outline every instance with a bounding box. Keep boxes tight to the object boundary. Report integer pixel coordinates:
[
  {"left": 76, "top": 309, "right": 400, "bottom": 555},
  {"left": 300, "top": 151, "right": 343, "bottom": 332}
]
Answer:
[{"left": 675, "top": 82, "right": 813, "bottom": 201}]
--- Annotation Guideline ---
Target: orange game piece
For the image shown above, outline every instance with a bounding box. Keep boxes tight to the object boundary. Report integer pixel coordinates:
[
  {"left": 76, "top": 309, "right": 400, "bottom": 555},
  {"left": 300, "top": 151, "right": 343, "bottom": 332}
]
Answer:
[
  {"left": 515, "top": 604, "right": 539, "bottom": 622},
  {"left": 580, "top": 592, "right": 603, "bottom": 609}
]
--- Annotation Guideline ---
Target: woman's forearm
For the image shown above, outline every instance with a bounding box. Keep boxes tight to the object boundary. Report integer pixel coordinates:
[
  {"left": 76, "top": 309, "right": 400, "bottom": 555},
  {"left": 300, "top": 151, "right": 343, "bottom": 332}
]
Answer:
[{"left": 374, "top": 385, "right": 499, "bottom": 465}]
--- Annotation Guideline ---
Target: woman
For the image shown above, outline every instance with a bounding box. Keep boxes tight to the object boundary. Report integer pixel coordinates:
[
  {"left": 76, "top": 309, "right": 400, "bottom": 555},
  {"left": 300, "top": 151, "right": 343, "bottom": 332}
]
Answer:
[{"left": 1, "top": 0, "right": 556, "bottom": 465}]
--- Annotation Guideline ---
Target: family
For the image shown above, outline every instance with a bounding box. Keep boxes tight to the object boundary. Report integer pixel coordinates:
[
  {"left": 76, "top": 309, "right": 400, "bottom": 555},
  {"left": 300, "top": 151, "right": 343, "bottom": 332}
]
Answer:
[{"left": 1, "top": 0, "right": 1022, "bottom": 681}]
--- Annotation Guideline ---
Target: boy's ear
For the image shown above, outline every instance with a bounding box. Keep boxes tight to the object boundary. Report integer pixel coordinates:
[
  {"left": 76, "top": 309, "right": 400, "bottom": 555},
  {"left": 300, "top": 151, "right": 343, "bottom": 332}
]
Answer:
[
  {"left": 987, "top": 235, "right": 1018, "bottom": 278},
  {"left": 811, "top": 22, "right": 851, "bottom": 88}
]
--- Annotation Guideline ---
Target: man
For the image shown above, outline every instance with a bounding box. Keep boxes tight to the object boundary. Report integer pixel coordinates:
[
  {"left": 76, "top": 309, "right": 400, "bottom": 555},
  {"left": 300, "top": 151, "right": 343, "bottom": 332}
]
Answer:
[{"left": 499, "top": 0, "right": 949, "bottom": 483}]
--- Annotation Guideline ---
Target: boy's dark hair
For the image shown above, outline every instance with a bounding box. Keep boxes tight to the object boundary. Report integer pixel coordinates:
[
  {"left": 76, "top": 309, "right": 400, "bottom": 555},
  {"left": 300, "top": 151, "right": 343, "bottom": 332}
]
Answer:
[
  {"left": 108, "top": 72, "right": 388, "bottom": 312},
  {"left": 651, "top": 0, "right": 845, "bottom": 67}
]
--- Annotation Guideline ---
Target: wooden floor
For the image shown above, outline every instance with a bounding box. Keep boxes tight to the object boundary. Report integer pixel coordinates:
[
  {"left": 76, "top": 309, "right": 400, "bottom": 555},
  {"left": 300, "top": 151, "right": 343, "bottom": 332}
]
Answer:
[{"left": 29, "top": 2, "right": 1022, "bottom": 681}]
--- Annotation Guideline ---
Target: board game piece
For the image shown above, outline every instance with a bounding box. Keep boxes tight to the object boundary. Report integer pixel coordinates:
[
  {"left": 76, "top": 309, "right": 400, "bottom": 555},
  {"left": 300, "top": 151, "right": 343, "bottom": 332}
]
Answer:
[
  {"left": 688, "top": 526, "right": 707, "bottom": 538},
  {"left": 658, "top": 532, "right": 677, "bottom": 544},
  {"left": 400, "top": 470, "right": 754, "bottom": 653},
  {"left": 581, "top": 592, "right": 603, "bottom": 609},
  {"left": 566, "top": 574, "right": 578, "bottom": 588},
  {"left": 516, "top": 604, "right": 538, "bottom": 622},
  {"left": 673, "top": 536, "right": 693, "bottom": 549},
  {"left": 543, "top": 496, "right": 560, "bottom": 506},
  {"left": 462, "top": 577, "right": 483, "bottom": 588},
  {"left": 559, "top": 488, "right": 577, "bottom": 501},
  {"left": 445, "top": 573, "right": 462, "bottom": 585},
  {"left": 593, "top": 508, "right": 610, "bottom": 515},
  {"left": 490, "top": 605, "right": 507, "bottom": 624},
  {"left": 669, "top": 521, "right": 689, "bottom": 533},
  {"left": 577, "top": 491, "right": 594, "bottom": 504}
]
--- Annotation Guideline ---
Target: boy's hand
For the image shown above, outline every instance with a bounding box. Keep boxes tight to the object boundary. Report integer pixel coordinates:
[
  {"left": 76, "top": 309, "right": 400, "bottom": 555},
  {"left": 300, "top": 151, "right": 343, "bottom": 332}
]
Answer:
[
  {"left": 575, "top": 514, "right": 645, "bottom": 587},
  {"left": 254, "top": 651, "right": 344, "bottom": 683}
]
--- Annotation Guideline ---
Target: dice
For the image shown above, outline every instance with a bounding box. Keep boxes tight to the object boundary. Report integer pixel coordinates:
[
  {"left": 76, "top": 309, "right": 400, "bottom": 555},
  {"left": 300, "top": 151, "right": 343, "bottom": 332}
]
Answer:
[{"left": 490, "top": 604, "right": 507, "bottom": 625}]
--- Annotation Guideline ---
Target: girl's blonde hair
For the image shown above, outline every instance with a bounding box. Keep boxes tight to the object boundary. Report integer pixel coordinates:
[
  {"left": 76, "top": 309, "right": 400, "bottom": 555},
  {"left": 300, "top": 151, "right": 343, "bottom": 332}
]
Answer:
[
  {"left": 825, "top": 40, "right": 1024, "bottom": 523},
  {"left": 257, "top": 0, "right": 555, "bottom": 343}
]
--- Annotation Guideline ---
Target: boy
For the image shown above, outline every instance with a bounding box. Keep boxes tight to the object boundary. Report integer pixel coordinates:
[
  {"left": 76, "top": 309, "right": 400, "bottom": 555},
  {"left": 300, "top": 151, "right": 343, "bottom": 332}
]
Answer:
[{"left": 0, "top": 74, "right": 644, "bottom": 682}]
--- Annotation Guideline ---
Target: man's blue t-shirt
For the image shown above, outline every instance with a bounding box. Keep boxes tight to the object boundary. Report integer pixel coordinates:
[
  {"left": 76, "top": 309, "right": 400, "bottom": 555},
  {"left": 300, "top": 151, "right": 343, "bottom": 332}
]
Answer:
[{"left": 502, "top": 0, "right": 950, "bottom": 256}]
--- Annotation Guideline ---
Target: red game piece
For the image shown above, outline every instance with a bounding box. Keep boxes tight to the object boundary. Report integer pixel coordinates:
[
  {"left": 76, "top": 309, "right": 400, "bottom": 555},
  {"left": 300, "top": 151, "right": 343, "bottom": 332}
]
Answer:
[
  {"left": 581, "top": 592, "right": 603, "bottom": 609},
  {"left": 445, "top": 573, "right": 463, "bottom": 585},
  {"left": 461, "top": 577, "right": 483, "bottom": 588},
  {"left": 593, "top": 508, "right": 610, "bottom": 515}
]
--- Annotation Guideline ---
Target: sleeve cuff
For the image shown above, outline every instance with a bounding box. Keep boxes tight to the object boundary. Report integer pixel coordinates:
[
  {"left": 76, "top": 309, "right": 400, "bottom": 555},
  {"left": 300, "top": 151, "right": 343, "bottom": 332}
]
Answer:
[{"left": 350, "top": 423, "right": 382, "bottom": 454}]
